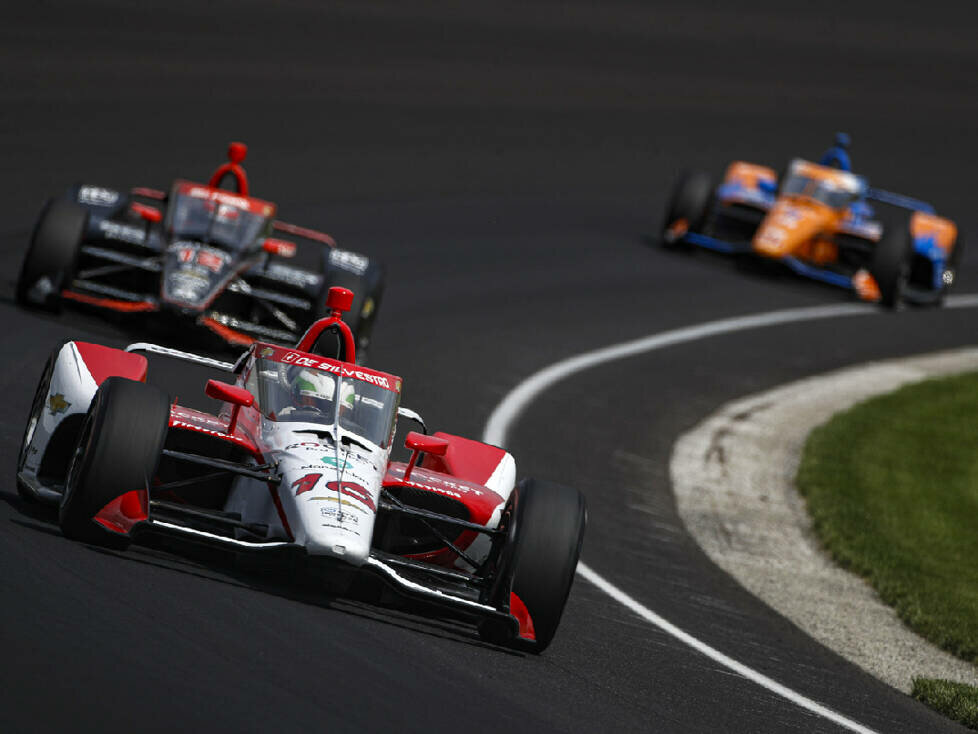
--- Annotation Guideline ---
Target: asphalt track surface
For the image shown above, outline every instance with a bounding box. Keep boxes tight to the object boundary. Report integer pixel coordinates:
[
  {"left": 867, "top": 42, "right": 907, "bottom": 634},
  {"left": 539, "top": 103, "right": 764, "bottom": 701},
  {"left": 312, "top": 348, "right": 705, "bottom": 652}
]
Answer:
[{"left": 2, "top": 2, "right": 978, "bottom": 732}]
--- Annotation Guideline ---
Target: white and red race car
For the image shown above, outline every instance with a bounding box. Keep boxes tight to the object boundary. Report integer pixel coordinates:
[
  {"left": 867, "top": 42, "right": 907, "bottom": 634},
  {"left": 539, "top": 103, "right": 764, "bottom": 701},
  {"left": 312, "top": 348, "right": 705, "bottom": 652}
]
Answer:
[{"left": 16, "top": 288, "right": 586, "bottom": 651}]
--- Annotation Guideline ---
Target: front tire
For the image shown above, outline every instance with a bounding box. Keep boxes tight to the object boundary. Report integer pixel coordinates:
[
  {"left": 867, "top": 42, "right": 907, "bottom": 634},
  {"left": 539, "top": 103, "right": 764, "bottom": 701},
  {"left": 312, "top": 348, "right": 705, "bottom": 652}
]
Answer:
[
  {"left": 661, "top": 171, "right": 714, "bottom": 247},
  {"left": 940, "top": 225, "right": 965, "bottom": 304},
  {"left": 503, "top": 478, "right": 587, "bottom": 652},
  {"left": 59, "top": 377, "right": 170, "bottom": 547},
  {"left": 16, "top": 199, "right": 87, "bottom": 312},
  {"left": 871, "top": 214, "right": 914, "bottom": 308}
]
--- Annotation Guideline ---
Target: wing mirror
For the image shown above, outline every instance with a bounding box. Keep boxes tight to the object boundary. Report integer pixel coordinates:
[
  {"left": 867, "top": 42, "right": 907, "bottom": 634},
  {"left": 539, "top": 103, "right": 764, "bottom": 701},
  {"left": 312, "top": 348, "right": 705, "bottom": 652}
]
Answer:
[
  {"left": 131, "top": 202, "right": 162, "bottom": 223},
  {"left": 263, "top": 238, "right": 297, "bottom": 258},
  {"left": 403, "top": 431, "right": 449, "bottom": 481},
  {"left": 205, "top": 379, "right": 254, "bottom": 434}
]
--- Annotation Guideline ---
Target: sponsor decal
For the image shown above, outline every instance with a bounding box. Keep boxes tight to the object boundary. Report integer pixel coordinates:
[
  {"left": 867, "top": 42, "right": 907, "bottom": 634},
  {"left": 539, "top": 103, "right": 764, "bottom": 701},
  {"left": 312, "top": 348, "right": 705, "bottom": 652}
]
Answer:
[
  {"left": 170, "top": 243, "right": 228, "bottom": 273},
  {"left": 166, "top": 270, "right": 210, "bottom": 303},
  {"left": 326, "top": 480, "right": 375, "bottom": 512},
  {"left": 390, "top": 469, "right": 477, "bottom": 498},
  {"left": 281, "top": 351, "right": 391, "bottom": 389},
  {"left": 188, "top": 186, "right": 252, "bottom": 211},
  {"left": 264, "top": 263, "right": 321, "bottom": 288},
  {"left": 196, "top": 250, "right": 226, "bottom": 272},
  {"left": 300, "top": 464, "right": 371, "bottom": 485},
  {"left": 329, "top": 249, "right": 369, "bottom": 275},
  {"left": 47, "top": 392, "right": 71, "bottom": 415},
  {"left": 320, "top": 521, "right": 360, "bottom": 535},
  {"left": 78, "top": 185, "right": 119, "bottom": 206},
  {"left": 170, "top": 419, "right": 247, "bottom": 448},
  {"left": 396, "top": 478, "right": 462, "bottom": 499},
  {"left": 321, "top": 455, "right": 350, "bottom": 469},
  {"left": 296, "top": 473, "right": 374, "bottom": 512},
  {"left": 99, "top": 220, "right": 145, "bottom": 244},
  {"left": 292, "top": 472, "right": 321, "bottom": 496},
  {"left": 284, "top": 441, "right": 329, "bottom": 451},
  {"left": 170, "top": 408, "right": 226, "bottom": 429},
  {"left": 310, "top": 497, "right": 363, "bottom": 513},
  {"left": 320, "top": 503, "right": 361, "bottom": 522},
  {"left": 260, "top": 346, "right": 276, "bottom": 358}
]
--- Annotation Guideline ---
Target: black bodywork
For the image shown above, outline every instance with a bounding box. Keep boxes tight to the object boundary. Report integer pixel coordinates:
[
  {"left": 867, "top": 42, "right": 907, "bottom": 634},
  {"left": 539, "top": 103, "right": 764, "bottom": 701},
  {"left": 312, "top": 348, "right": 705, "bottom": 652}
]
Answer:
[{"left": 18, "top": 181, "right": 384, "bottom": 357}]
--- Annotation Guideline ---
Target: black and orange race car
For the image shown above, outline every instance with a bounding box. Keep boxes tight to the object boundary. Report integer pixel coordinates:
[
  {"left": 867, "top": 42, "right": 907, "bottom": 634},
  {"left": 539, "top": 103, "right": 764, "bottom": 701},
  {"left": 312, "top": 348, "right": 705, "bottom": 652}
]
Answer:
[
  {"left": 660, "top": 135, "right": 962, "bottom": 307},
  {"left": 17, "top": 142, "right": 384, "bottom": 358}
]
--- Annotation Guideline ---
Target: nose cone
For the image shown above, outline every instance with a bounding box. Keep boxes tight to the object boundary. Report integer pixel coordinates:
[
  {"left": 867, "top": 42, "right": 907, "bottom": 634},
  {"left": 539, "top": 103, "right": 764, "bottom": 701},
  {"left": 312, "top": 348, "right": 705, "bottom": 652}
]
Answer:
[
  {"left": 753, "top": 199, "right": 832, "bottom": 258},
  {"left": 276, "top": 448, "right": 381, "bottom": 567},
  {"left": 161, "top": 243, "right": 233, "bottom": 310}
]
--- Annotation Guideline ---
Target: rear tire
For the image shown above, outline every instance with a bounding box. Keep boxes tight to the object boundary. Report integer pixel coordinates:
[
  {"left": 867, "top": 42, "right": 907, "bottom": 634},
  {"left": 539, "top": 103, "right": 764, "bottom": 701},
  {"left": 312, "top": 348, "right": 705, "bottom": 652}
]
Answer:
[
  {"left": 661, "top": 171, "right": 714, "bottom": 247},
  {"left": 59, "top": 377, "right": 170, "bottom": 548},
  {"left": 502, "top": 478, "right": 586, "bottom": 652},
  {"left": 16, "top": 199, "right": 86, "bottom": 312},
  {"left": 315, "top": 255, "right": 386, "bottom": 363},
  {"left": 871, "top": 214, "right": 914, "bottom": 309}
]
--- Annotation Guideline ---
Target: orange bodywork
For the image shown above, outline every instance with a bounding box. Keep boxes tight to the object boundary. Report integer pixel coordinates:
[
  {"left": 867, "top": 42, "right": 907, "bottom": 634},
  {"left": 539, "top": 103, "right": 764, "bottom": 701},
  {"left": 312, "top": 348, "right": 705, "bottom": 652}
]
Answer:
[
  {"left": 723, "top": 161, "right": 778, "bottom": 192},
  {"left": 753, "top": 197, "right": 846, "bottom": 259},
  {"left": 750, "top": 160, "right": 868, "bottom": 262},
  {"left": 709, "top": 158, "right": 959, "bottom": 303},
  {"left": 911, "top": 211, "right": 957, "bottom": 254}
]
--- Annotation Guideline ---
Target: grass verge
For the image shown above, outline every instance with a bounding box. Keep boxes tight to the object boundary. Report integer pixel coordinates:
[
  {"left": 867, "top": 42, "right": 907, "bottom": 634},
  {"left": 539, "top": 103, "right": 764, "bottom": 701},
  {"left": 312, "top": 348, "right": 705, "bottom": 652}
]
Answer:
[
  {"left": 796, "top": 370, "right": 978, "bottom": 727},
  {"left": 797, "top": 370, "right": 978, "bottom": 660},
  {"left": 912, "top": 678, "right": 978, "bottom": 730}
]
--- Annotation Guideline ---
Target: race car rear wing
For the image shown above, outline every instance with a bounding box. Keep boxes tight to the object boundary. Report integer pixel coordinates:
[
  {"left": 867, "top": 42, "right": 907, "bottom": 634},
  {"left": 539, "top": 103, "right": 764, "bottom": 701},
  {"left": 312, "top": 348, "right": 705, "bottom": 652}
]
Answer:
[{"left": 866, "top": 187, "right": 936, "bottom": 215}]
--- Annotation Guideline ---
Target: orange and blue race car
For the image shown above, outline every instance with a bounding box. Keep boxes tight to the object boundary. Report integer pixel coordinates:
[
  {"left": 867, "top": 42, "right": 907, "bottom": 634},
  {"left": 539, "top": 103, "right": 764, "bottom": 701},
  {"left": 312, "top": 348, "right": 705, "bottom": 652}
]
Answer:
[{"left": 660, "top": 134, "right": 962, "bottom": 307}]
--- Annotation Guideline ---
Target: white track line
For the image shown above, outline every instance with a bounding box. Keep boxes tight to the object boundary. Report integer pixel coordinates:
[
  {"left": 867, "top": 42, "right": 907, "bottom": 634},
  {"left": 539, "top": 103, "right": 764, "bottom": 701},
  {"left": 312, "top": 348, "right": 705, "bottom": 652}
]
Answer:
[
  {"left": 577, "top": 565, "right": 876, "bottom": 734},
  {"left": 482, "top": 296, "right": 978, "bottom": 733}
]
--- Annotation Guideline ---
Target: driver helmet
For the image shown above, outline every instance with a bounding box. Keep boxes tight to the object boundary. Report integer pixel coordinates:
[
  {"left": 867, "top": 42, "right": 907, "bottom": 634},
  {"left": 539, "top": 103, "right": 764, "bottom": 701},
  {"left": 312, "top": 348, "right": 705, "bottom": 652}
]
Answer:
[
  {"left": 291, "top": 369, "right": 355, "bottom": 415},
  {"left": 292, "top": 369, "right": 337, "bottom": 413}
]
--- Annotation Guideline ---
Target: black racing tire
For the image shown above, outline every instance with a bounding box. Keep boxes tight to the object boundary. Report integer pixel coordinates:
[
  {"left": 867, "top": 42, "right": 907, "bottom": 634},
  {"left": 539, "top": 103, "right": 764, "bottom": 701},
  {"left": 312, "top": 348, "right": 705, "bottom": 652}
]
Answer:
[
  {"left": 350, "top": 277, "right": 384, "bottom": 365},
  {"left": 315, "top": 255, "right": 386, "bottom": 364},
  {"left": 871, "top": 214, "right": 914, "bottom": 309},
  {"left": 660, "top": 171, "right": 714, "bottom": 247},
  {"left": 16, "top": 198, "right": 87, "bottom": 312},
  {"left": 504, "top": 478, "right": 586, "bottom": 652},
  {"left": 16, "top": 341, "right": 68, "bottom": 502},
  {"left": 59, "top": 377, "right": 170, "bottom": 548}
]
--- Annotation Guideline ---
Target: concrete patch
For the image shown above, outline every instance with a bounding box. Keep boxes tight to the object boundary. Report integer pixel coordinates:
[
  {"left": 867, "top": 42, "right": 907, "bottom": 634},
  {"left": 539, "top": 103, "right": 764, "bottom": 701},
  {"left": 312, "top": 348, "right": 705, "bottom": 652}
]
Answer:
[{"left": 672, "top": 348, "right": 978, "bottom": 693}]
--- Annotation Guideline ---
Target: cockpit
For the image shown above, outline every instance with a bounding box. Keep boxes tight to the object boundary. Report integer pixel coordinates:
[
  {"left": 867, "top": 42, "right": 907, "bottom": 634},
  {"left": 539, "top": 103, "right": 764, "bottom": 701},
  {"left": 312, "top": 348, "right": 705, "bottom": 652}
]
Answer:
[
  {"left": 780, "top": 159, "right": 865, "bottom": 210},
  {"left": 244, "top": 355, "right": 400, "bottom": 449},
  {"left": 167, "top": 183, "right": 272, "bottom": 252}
]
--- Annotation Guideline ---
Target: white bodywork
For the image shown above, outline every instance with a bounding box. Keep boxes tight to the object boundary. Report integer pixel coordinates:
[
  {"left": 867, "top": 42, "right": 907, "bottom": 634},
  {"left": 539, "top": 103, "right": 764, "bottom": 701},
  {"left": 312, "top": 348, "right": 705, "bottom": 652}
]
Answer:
[
  {"left": 22, "top": 341, "right": 517, "bottom": 573},
  {"left": 19, "top": 342, "right": 101, "bottom": 503},
  {"left": 225, "top": 421, "right": 390, "bottom": 565}
]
